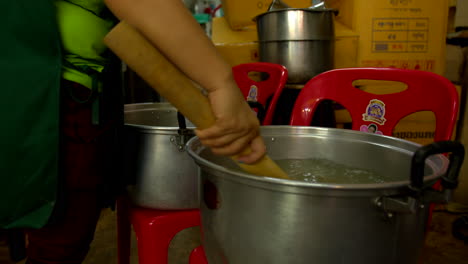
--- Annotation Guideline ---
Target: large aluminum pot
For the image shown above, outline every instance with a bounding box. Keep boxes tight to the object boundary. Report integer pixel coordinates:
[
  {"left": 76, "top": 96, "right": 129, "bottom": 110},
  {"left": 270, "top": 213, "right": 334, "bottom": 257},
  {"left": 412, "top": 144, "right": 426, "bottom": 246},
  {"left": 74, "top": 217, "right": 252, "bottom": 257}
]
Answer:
[
  {"left": 124, "top": 103, "right": 199, "bottom": 209},
  {"left": 256, "top": 8, "right": 336, "bottom": 83},
  {"left": 187, "top": 126, "right": 464, "bottom": 264}
]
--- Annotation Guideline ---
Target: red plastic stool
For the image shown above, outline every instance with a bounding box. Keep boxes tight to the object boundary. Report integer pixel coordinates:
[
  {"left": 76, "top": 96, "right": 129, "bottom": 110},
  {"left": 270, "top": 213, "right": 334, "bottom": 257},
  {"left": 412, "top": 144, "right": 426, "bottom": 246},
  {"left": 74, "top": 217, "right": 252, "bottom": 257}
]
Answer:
[
  {"left": 189, "top": 246, "right": 208, "bottom": 264},
  {"left": 117, "top": 196, "right": 201, "bottom": 264}
]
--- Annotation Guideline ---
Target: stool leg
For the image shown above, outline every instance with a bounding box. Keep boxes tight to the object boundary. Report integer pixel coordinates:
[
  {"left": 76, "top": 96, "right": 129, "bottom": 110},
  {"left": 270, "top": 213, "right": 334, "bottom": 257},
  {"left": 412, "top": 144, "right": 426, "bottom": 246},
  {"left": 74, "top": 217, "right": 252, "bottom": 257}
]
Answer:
[
  {"left": 117, "top": 196, "right": 131, "bottom": 264},
  {"left": 7, "top": 229, "right": 26, "bottom": 262},
  {"left": 426, "top": 181, "right": 442, "bottom": 231},
  {"left": 132, "top": 210, "right": 201, "bottom": 264}
]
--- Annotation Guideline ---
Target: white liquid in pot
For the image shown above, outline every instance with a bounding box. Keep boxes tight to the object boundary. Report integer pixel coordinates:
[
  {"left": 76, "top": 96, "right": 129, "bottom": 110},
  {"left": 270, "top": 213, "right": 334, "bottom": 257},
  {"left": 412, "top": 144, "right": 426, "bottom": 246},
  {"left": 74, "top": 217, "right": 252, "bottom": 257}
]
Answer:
[{"left": 275, "top": 158, "right": 389, "bottom": 184}]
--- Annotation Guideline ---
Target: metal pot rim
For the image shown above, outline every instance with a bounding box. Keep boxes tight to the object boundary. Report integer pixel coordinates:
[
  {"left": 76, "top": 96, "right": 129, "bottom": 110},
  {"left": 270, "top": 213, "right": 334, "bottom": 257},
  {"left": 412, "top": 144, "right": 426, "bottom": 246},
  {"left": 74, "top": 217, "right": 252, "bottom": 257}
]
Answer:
[
  {"left": 258, "top": 37, "right": 335, "bottom": 42},
  {"left": 124, "top": 102, "right": 196, "bottom": 130},
  {"left": 255, "top": 8, "right": 338, "bottom": 21},
  {"left": 124, "top": 102, "right": 173, "bottom": 111},
  {"left": 124, "top": 123, "right": 196, "bottom": 131},
  {"left": 187, "top": 126, "right": 448, "bottom": 191}
]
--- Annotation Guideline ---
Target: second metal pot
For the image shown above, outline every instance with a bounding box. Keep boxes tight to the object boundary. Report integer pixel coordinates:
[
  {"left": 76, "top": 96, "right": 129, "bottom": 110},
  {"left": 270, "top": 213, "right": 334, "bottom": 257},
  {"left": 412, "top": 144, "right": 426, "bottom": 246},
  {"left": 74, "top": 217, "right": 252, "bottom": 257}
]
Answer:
[
  {"left": 123, "top": 103, "right": 199, "bottom": 209},
  {"left": 256, "top": 8, "right": 336, "bottom": 83}
]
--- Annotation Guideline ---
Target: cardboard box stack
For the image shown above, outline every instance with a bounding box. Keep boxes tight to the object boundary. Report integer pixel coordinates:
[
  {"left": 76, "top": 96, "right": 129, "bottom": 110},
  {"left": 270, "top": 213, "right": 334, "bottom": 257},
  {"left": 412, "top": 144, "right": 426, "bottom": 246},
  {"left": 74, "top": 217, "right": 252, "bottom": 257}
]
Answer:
[
  {"left": 220, "top": 0, "right": 312, "bottom": 30},
  {"left": 211, "top": 16, "right": 359, "bottom": 69},
  {"left": 213, "top": 0, "right": 459, "bottom": 148},
  {"left": 327, "top": 0, "right": 449, "bottom": 75},
  {"left": 211, "top": 17, "right": 259, "bottom": 67},
  {"left": 214, "top": 0, "right": 450, "bottom": 73},
  {"left": 212, "top": 0, "right": 360, "bottom": 68}
]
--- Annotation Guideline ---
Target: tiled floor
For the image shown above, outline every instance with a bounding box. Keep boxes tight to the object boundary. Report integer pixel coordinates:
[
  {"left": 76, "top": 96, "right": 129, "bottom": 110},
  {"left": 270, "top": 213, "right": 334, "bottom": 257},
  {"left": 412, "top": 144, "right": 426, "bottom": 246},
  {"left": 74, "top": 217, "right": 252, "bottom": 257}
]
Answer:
[
  {"left": 1, "top": 205, "right": 467, "bottom": 264},
  {"left": 420, "top": 207, "right": 468, "bottom": 263}
]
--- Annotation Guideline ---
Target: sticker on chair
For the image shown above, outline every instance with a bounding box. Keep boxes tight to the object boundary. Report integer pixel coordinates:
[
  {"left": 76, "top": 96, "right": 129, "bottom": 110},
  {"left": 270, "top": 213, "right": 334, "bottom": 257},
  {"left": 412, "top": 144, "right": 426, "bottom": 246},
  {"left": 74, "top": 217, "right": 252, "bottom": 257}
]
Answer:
[
  {"left": 360, "top": 123, "right": 383, "bottom": 135},
  {"left": 247, "top": 85, "right": 258, "bottom": 102},
  {"left": 362, "top": 99, "right": 387, "bottom": 125}
]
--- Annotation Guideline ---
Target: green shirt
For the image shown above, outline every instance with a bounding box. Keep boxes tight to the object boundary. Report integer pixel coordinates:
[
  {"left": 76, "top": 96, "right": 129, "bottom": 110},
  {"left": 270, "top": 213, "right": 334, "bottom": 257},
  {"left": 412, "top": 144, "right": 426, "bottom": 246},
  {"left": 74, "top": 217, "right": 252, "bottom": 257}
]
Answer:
[{"left": 55, "top": 0, "right": 114, "bottom": 89}]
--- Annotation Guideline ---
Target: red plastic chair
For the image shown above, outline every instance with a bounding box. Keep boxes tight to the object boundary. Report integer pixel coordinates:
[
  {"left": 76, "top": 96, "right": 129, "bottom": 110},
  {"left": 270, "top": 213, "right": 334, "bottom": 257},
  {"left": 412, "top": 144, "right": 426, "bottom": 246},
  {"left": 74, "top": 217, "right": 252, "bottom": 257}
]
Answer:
[
  {"left": 290, "top": 68, "right": 458, "bottom": 142},
  {"left": 289, "top": 68, "right": 459, "bottom": 233},
  {"left": 232, "top": 62, "right": 288, "bottom": 125}
]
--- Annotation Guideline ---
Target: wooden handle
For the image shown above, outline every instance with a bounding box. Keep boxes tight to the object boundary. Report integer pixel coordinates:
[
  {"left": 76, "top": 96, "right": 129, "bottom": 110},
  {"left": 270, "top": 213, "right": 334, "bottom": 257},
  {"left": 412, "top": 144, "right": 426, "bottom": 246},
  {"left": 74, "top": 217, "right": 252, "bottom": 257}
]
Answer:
[{"left": 104, "top": 21, "right": 289, "bottom": 180}]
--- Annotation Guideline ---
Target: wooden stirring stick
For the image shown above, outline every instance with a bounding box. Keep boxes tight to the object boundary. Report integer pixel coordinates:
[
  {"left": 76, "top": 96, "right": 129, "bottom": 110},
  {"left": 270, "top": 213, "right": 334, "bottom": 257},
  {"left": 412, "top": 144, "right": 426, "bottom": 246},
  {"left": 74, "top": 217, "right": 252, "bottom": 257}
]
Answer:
[{"left": 103, "top": 21, "right": 289, "bottom": 180}]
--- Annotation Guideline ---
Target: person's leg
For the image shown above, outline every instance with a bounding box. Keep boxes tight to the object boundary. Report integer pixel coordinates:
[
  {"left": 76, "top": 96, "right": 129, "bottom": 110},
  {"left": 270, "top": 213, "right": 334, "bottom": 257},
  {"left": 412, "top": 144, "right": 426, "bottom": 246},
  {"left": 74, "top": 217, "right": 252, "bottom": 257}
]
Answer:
[
  {"left": 25, "top": 191, "right": 102, "bottom": 264},
  {"left": 26, "top": 81, "right": 110, "bottom": 264}
]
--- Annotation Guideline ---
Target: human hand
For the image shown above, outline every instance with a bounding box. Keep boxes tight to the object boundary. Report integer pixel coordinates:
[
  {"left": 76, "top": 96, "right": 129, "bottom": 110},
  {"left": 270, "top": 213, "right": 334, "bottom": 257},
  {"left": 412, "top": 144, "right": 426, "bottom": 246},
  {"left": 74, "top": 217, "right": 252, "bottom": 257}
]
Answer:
[{"left": 195, "top": 83, "right": 266, "bottom": 164}]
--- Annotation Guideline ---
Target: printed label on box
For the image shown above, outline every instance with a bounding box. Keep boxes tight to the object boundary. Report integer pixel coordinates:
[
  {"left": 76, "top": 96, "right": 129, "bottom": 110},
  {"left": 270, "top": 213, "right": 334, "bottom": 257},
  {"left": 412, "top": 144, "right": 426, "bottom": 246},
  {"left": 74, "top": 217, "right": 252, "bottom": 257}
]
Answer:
[
  {"left": 360, "top": 59, "right": 435, "bottom": 71},
  {"left": 372, "top": 18, "right": 429, "bottom": 53}
]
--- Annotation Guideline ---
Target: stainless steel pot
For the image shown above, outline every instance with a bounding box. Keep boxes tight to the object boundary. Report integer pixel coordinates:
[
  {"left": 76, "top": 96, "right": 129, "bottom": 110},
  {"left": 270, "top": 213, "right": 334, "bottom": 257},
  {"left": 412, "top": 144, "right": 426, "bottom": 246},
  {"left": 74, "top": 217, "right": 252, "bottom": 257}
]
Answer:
[
  {"left": 256, "top": 8, "right": 336, "bottom": 83},
  {"left": 123, "top": 103, "right": 199, "bottom": 209},
  {"left": 187, "top": 126, "right": 464, "bottom": 264}
]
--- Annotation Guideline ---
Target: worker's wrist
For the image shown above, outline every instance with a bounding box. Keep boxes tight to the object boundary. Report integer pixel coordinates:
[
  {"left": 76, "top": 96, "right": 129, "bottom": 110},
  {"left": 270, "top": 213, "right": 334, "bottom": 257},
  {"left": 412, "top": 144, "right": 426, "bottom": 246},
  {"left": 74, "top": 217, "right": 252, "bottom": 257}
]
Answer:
[{"left": 203, "top": 65, "right": 236, "bottom": 93}]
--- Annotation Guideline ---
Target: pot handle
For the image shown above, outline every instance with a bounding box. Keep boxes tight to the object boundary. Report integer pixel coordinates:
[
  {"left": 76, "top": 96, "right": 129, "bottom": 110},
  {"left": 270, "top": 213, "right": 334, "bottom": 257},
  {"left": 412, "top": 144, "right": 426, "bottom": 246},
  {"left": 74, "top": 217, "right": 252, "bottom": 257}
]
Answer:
[
  {"left": 410, "top": 140, "right": 465, "bottom": 193},
  {"left": 177, "top": 111, "right": 187, "bottom": 130}
]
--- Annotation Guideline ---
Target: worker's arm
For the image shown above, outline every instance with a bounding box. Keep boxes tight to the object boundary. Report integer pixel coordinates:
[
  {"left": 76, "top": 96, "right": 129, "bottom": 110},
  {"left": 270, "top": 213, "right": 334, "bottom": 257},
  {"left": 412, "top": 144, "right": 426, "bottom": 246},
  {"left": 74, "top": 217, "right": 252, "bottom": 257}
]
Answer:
[{"left": 104, "top": 0, "right": 266, "bottom": 163}]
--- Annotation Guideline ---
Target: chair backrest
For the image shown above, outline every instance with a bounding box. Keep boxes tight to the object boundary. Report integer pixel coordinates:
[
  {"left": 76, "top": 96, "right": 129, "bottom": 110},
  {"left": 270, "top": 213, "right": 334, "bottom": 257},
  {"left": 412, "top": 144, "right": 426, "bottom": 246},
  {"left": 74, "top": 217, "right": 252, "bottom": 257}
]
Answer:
[
  {"left": 232, "top": 62, "right": 288, "bottom": 125},
  {"left": 290, "top": 68, "right": 459, "bottom": 142}
]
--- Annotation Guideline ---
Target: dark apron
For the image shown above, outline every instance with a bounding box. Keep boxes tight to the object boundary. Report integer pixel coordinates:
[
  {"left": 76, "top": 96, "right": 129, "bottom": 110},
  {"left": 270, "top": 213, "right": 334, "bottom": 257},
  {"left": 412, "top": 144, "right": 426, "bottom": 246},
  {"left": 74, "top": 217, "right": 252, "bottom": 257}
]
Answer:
[{"left": 0, "top": 1, "right": 62, "bottom": 228}]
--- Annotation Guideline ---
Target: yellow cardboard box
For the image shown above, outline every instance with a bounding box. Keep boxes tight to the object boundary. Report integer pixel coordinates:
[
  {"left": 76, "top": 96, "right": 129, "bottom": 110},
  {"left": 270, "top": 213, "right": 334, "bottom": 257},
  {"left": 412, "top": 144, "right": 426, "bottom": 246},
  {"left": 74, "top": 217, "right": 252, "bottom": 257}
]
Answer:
[
  {"left": 211, "top": 17, "right": 259, "bottom": 67},
  {"left": 335, "top": 83, "right": 461, "bottom": 146},
  {"left": 211, "top": 17, "right": 359, "bottom": 68},
  {"left": 221, "top": 0, "right": 312, "bottom": 30},
  {"left": 334, "top": 21, "right": 359, "bottom": 69},
  {"left": 326, "top": 0, "right": 449, "bottom": 75}
]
